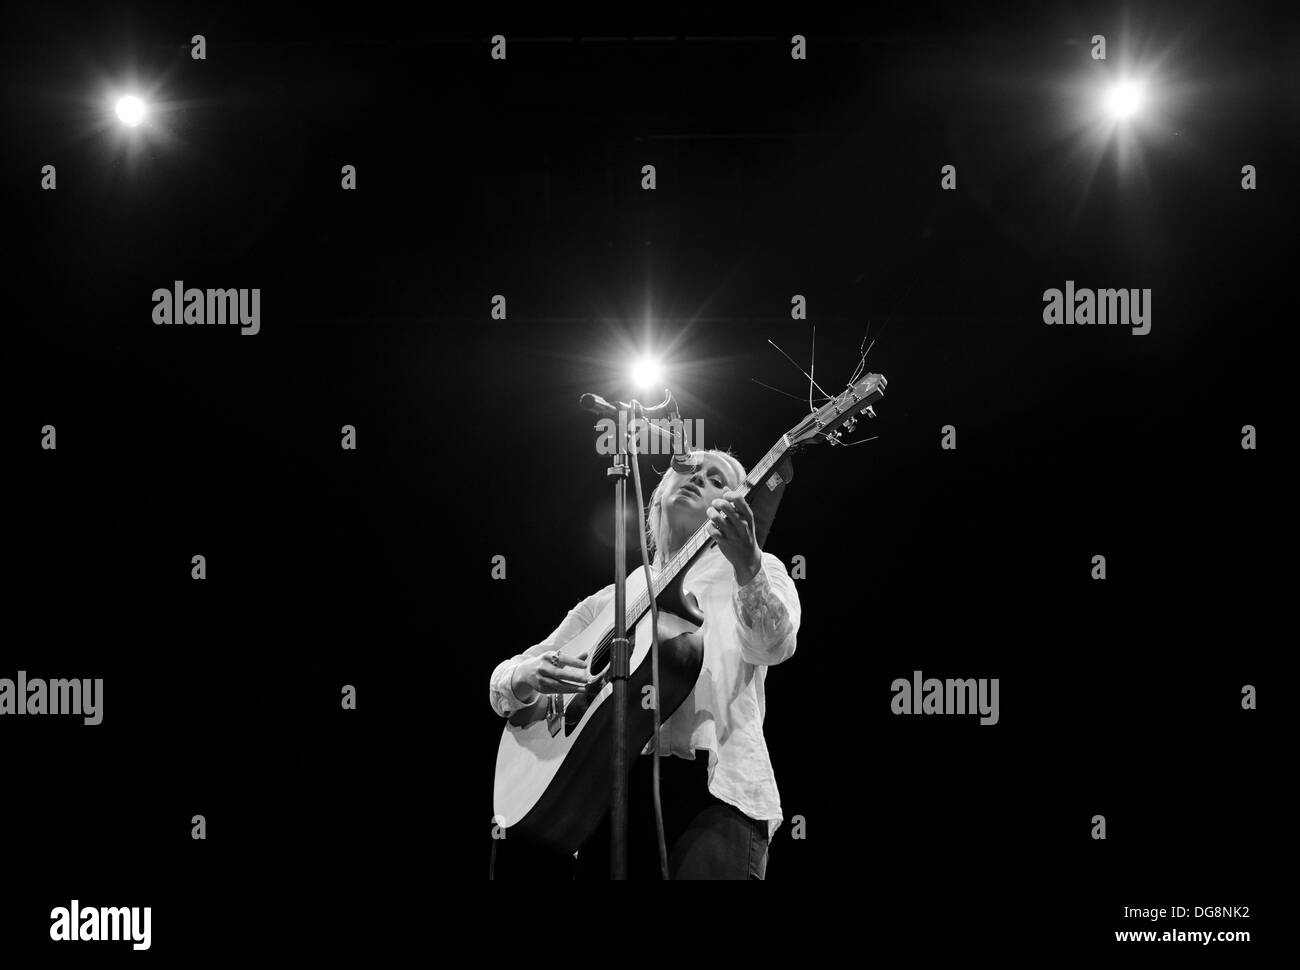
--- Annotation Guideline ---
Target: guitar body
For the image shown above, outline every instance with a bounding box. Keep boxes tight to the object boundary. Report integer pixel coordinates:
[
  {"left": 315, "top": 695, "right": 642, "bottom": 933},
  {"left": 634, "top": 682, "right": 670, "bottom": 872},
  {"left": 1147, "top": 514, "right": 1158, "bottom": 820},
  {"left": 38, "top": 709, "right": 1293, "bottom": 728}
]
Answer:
[{"left": 493, "top": 569, "right": 705, "bottom": 856}]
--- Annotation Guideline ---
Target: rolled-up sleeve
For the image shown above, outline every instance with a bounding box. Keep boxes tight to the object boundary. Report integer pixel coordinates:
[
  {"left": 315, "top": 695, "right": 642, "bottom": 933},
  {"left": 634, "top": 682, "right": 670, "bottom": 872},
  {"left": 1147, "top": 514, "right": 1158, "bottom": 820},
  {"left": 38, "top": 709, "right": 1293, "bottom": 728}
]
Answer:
[
  {"left": 489, "top": 653, "right": 545, "bottom": 717},
  {"left": 731, "top": 552, "right": 801, "bottom": 666}
]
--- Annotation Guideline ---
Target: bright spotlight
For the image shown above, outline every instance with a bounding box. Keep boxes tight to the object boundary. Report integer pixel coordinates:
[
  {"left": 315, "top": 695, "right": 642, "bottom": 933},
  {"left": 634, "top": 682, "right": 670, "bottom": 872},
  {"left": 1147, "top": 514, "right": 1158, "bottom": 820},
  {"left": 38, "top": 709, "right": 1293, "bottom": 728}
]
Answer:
[
  {"left": 1104, "top": 80, "right": 1145, "bottom": 121},
  {"left": 115, "top": 95, "right": 146, "bottom": 127},
  {"left": 631, "top": 357, "right": 662, "bottom": 389}
]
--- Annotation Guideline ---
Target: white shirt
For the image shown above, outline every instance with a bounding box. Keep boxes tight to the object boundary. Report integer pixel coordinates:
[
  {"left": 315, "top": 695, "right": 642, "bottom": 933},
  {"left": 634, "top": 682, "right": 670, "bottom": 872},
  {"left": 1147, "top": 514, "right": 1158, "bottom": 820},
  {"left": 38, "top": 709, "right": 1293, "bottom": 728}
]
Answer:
[{"left": 489, "top": 546, "right": 801, "bottom": 840}]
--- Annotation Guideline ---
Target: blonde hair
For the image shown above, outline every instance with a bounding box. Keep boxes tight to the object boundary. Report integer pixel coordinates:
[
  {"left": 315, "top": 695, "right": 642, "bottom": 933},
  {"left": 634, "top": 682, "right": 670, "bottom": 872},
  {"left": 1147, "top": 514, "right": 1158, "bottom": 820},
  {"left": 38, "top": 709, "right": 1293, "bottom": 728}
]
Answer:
[{"left": 644, "top": 448, "right": 747, "bottom": 568}]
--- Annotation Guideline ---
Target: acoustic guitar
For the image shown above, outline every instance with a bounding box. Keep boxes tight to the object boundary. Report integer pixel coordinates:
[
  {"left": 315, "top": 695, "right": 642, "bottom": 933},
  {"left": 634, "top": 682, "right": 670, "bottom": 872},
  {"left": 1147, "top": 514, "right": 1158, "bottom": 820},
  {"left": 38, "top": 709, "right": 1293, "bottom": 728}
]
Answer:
[{"left": 493, "top": 372, "right": 886, "bottom": 854}]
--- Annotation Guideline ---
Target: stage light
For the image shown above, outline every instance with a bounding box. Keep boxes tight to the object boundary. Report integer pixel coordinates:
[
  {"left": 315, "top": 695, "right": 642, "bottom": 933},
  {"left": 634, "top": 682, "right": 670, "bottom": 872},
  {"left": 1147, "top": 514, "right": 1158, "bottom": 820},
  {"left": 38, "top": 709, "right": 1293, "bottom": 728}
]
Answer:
[
  {"left": 631, "top": 357, "right": 662, "bottom": 389},
  {"left": 1104, "top": 80, "right": 1145, "bottom": 121},
  {"left": 115, "top": 95, "right": 146, "bottom": 127}
]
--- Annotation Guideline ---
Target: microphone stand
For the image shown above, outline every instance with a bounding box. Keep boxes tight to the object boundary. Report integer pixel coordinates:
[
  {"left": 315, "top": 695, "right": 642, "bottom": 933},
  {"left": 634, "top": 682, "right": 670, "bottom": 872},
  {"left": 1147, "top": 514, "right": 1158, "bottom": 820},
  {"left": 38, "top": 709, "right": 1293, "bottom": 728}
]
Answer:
[
  {"left": 579, "top": 389, "right": 682, "bottom": 880},
  {"left": 608, "top": 412, "right": 632, "bottom": 880}
]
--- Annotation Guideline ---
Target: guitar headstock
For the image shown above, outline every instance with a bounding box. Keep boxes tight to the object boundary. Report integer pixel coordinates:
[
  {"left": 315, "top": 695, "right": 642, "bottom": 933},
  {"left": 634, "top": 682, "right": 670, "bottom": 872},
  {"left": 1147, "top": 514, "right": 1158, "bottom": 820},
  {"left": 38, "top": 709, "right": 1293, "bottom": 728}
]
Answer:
[{"left": 785, "top": 373, "right": 886, "bottom": 450}]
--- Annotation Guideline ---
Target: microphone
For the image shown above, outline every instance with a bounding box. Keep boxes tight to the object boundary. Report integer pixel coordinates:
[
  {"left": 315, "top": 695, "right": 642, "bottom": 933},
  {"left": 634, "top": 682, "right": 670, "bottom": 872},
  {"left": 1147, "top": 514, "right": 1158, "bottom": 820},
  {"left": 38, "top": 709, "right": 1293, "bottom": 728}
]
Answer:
[
  {"left": 577, "top": 389, "right": 678, "bottom": 420},
  {"left": 578, "top": 390, "right": 697, "bottom": 470},
  {"left": 578, "top": 392, "right": 619, "bottom": 418},
  {"left": 656, "top": 395, "right": 699, "bottom": 472}
]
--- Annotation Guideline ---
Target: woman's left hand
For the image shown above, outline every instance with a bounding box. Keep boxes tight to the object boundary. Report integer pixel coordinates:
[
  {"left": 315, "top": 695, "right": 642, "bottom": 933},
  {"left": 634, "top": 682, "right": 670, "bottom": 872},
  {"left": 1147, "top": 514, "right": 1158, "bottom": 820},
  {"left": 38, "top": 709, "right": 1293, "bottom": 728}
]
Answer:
[{"left": 706, "top": 490, "right": 763, "bottom": 586}]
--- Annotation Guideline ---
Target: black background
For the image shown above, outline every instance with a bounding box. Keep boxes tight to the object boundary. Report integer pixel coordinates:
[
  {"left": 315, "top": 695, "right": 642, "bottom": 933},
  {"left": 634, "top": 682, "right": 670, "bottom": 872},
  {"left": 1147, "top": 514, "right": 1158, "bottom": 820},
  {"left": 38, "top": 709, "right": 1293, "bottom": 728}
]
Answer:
[{"left": 4, "top": 0, "right": 1291, "bottom": 959}]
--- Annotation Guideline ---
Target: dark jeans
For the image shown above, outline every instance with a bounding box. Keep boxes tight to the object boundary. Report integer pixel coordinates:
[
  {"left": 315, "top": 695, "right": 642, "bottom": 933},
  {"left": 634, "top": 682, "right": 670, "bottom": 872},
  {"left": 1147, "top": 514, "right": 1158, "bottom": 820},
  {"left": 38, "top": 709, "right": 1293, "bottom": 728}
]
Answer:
[{"left": 492, "top": 752, "right": 770, "bottom": 880}]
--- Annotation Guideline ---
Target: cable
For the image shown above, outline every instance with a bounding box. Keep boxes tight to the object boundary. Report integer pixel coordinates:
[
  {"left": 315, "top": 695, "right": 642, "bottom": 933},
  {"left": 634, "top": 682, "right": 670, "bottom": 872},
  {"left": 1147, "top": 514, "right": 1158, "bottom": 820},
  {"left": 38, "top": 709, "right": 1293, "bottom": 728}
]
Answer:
[{"left": 629, "top": 401, "right": 671, "bottom": 880}]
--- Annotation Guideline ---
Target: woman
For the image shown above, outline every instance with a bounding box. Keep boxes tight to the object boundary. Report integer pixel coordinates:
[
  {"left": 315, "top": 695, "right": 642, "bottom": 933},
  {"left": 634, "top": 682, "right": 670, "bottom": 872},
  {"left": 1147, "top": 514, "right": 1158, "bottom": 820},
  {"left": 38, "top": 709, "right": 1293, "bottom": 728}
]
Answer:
[{"left": 488, "top": 448, "right": 801, "bottom": 879}]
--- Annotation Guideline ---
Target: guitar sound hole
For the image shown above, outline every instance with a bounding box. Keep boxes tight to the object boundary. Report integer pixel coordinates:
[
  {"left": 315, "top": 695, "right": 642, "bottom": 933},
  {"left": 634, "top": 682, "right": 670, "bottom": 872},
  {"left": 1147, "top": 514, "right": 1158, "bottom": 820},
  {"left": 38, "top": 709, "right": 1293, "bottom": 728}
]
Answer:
[{"left": 590, "top": 634, "right": 613, "bottom": 677}]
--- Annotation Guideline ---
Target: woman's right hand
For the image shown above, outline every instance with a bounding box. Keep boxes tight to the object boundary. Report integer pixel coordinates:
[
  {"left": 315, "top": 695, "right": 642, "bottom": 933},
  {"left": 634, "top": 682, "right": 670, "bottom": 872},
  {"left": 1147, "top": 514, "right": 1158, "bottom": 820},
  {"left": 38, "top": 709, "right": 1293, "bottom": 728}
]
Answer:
[{"left": 511, "top": 651, "right": 592, "bottom": 700}]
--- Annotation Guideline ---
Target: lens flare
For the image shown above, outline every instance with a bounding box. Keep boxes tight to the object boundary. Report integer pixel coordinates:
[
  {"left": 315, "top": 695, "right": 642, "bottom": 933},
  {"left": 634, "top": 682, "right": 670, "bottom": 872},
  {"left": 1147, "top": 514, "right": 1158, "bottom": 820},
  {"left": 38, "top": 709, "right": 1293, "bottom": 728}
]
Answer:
[{"left": 115, "top": 95, "right": 146, "bottom": 126}]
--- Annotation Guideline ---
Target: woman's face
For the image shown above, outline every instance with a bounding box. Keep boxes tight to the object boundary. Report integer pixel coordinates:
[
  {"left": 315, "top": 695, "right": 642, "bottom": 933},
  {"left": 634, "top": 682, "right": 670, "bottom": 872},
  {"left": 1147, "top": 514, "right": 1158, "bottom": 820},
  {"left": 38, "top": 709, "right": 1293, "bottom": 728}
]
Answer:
[{"left": 665, "top": 454, "right": 739, "bottom": 531}]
